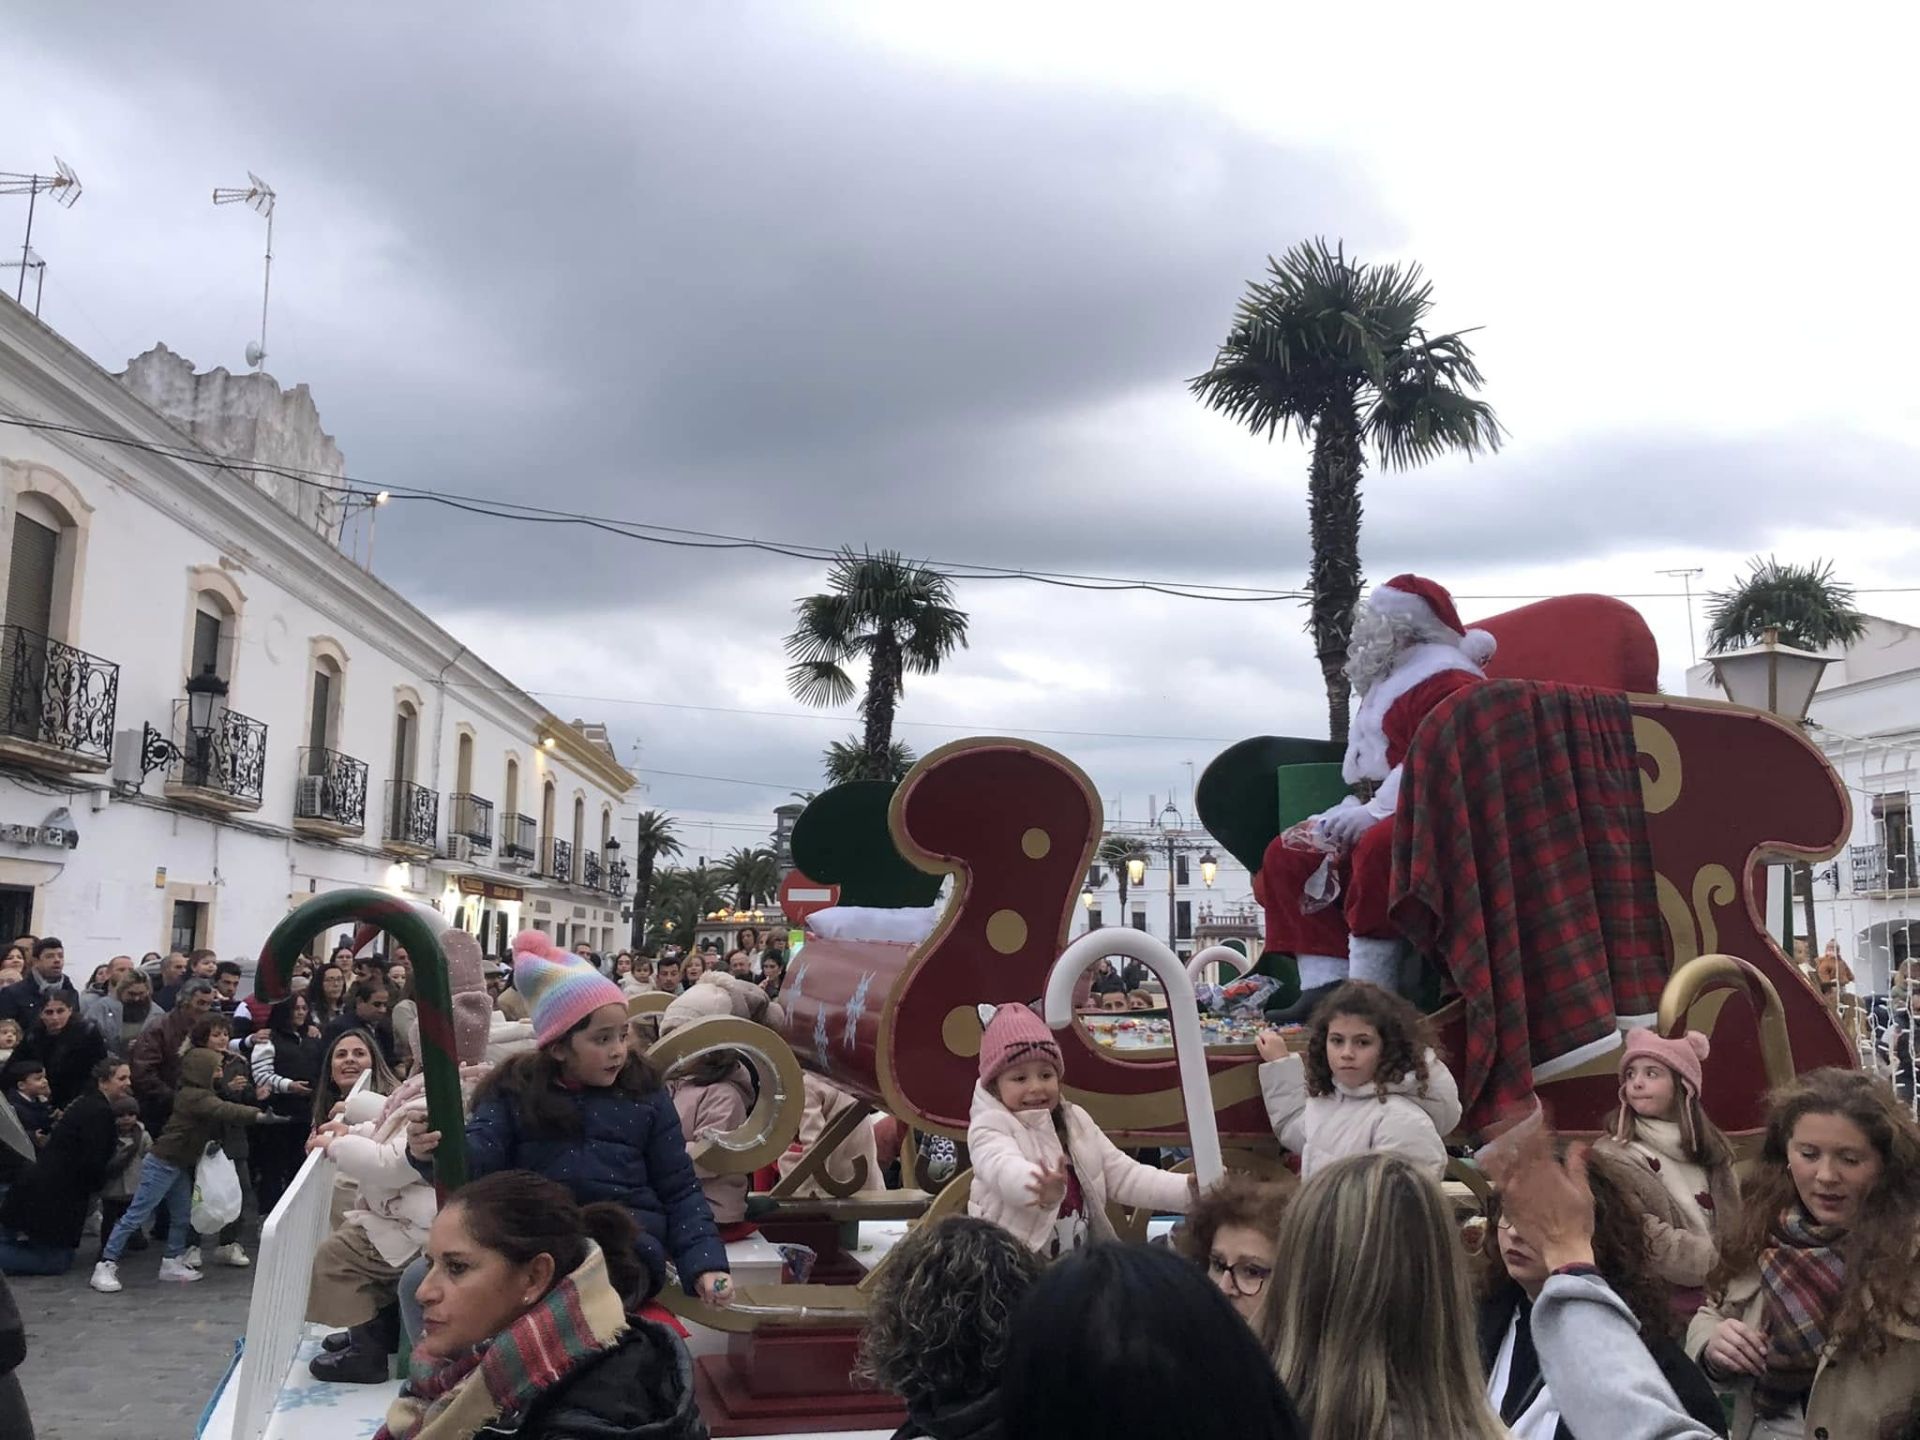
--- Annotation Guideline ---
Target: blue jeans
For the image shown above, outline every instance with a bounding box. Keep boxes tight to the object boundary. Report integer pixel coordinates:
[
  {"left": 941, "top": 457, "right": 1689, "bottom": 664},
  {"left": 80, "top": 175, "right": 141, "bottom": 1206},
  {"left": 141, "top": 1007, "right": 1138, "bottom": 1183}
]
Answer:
[
  {"left": 0, "top": 1236, "right": 75, "bottom": 1275},
  {"left": 103, "top": 1155, "right": 193, "bottom": 1262}
]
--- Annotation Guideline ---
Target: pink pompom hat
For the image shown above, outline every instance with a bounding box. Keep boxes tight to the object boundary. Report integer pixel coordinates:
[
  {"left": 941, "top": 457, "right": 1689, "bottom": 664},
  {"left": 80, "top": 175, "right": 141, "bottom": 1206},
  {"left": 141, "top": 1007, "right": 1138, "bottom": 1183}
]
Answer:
[{"left": 1620, "top": 1026, "right": 1710, "bottom": 1098}]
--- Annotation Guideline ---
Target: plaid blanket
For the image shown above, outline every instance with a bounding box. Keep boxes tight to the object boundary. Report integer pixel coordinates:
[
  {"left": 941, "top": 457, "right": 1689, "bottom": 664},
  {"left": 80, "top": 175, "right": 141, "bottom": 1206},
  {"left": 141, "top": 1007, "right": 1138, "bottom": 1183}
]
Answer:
[{"left": 1390, "top": 679, "right": 1667, "bottom": 1131}]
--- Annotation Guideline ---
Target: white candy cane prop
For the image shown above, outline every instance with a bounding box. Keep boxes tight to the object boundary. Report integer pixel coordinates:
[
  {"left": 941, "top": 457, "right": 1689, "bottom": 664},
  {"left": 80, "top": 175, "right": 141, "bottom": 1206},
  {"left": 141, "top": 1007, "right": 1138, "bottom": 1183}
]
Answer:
[
  {"left": 1044, "top": 928, "right": 1224, "bottom": 1187},
  {"left": 1185, "top": 944, "right": 1249, "bottom": 987}
]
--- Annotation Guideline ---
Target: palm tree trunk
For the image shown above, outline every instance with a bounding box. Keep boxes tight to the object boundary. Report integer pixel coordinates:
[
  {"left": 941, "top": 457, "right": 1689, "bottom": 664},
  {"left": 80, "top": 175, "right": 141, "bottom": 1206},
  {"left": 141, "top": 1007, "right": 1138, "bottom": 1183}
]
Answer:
[
  {"left": 1116, "top": 873, "right": 1129, "bottom": 929},
  {"left": 634, "top": 853, "right": 657, "bottom": 950},
  {"left": 1307, "top": 400, "right": 1366, "bottom": 745},
  {"left": 863, "top": 637, "right": 903, "bottom": 778}
]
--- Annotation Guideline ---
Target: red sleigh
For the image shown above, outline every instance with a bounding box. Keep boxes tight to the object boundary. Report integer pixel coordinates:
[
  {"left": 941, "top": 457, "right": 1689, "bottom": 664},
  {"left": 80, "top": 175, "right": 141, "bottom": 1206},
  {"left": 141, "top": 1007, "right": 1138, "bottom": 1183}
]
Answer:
[{"left": 775, "top": 593, "right": 1854, "bottom": 1151}]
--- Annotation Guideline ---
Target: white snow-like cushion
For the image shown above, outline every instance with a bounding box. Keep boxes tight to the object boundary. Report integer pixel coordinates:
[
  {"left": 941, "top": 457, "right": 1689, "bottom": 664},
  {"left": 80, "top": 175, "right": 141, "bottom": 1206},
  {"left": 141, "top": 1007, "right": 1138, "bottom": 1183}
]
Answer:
[{"left": 805, "top": 905, "right": 942, "bottom": 944}]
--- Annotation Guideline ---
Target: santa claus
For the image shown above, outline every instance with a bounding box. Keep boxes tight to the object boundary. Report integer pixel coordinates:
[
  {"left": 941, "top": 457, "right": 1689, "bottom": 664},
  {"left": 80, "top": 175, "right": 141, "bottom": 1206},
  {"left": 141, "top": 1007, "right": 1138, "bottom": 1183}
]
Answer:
[{"left": 1257, "top": 574, "right": 1495, "bottom": 1015}]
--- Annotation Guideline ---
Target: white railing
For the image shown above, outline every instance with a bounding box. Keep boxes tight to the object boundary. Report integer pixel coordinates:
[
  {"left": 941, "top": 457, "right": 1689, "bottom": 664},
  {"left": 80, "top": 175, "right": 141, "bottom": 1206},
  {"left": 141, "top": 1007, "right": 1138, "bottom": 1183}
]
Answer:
[{"left": 229, "top": 1146, "right": 339, "bottom": 1440}]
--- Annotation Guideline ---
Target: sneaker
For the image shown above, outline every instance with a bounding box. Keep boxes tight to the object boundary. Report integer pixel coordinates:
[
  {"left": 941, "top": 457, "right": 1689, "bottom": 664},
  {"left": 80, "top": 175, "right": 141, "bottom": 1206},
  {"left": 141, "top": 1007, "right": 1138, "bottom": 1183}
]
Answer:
[
  {"left": 180, "top": 1245, "right": 203, "bottom": 1268},
  {"left": 89, "top": 1261, "right": 122, "bottom": 1294},
  {"left": 213, "top": 1243, "right": 251, "bottom": 1268},
  {"left": 159, "top": 1256, "right": 204, "bottom": 1284}
]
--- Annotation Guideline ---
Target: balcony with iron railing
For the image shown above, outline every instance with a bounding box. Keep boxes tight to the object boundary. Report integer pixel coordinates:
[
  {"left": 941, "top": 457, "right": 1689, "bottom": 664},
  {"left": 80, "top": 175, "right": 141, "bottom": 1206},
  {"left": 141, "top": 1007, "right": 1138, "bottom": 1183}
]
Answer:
[
  {"left": 293, "top": 746, "right": 368, "bottom": 836},
  {"left": 500, "top": 812, "right": 537, "bottom": 864},
  {"left": 0, "top": 625, "right": 120, "bottom": 772},
  {"left": 163, "top": 700, "right": 268, "bottom": 811},
  {"left": 541, "top": 836, "right": 573, "bottom": 885},
  {"left": 580, "top": 849, "right": 603, "bottom": 892},
  {"left": 1851, "top": 842, "right": 1917, "bottom": 894},
  {"left": 448, "top": 793, "right": 494, "bottom": 854},
  {"left": 385, "top": 779, "right": 439, "bottom": 856}
]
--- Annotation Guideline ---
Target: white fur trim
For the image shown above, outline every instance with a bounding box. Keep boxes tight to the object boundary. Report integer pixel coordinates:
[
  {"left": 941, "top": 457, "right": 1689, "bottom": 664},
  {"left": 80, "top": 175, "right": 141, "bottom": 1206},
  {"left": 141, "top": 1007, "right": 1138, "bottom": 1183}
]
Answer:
[
  {"left": 1460, "top": 629, "right": 1497, "bottom": 665},
  {"left": 1297, "top": 955, "right": 1349, "bottom": 989},
  {"left": 1346, "top": 934, "right": 1404, "bottom": 989},
  {"left": 1368, "top": 583, "right": 1456, "bottom": 635},
  {"left": 1343, "top": 643, "right": 1486, "bottom": 784},
  {"left": 1531, "top": 1027, "right": 1624, "bottom": 1082}
]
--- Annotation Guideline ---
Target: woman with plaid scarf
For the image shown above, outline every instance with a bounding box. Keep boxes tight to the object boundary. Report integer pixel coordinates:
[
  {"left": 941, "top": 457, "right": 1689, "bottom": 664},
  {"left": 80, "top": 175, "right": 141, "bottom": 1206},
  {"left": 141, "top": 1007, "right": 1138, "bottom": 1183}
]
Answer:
[
  {"left": 1687, "top": 1069, "right": 1920, "bottom": 1440},
  {"left": 377, "top": 1170, "right": 705, "bottom": 1440}
]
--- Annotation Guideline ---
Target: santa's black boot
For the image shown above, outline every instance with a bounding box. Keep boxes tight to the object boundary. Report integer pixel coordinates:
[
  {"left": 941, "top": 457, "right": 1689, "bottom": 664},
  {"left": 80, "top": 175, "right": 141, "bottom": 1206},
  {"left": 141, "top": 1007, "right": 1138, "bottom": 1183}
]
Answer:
[{"left": 1264, "top": 981, "right": 1342, "bottom": 1026}]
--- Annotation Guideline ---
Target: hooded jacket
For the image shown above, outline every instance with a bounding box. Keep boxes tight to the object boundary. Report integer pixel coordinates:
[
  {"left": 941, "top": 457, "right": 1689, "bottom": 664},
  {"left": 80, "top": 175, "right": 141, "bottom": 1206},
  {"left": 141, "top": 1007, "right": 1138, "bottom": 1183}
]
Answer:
[
  {"left": 480, "top": 1313, "right": 709, "bottom": 1440},
  {"left": 1258, "top": 1048, "right": 1460, "bottom": 1181},
  {"left": 966, "top": 1083, "right": 1190, "bottom": 1252},
  {"left": 893, "top": 1388, "right": 1005, "bottom": 1440},
  {"left": 666, "top": 1061, "right": 756, "bottom": 1225},
  {"left": 152, "top": 1048, "right": 273, "bottom": 1171}
]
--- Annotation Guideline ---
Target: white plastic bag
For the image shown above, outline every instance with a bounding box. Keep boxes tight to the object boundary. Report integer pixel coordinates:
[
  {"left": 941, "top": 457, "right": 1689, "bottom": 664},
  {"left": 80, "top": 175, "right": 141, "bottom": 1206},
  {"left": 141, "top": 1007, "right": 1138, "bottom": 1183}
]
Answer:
[{"left": 191, "top": 1144, "right": 243, "bottom": 1232}]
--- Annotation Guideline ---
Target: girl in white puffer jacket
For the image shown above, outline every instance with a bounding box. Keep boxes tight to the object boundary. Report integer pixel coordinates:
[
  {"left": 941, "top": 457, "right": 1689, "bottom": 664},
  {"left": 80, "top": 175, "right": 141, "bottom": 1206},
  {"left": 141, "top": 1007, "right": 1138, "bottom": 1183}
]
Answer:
[
  {"left": 967, "top": 1003, "right": 1191, "bottom": 1257},
  {"left": 1257, "top": 981, "right": 1460, "bottom": 1181}
]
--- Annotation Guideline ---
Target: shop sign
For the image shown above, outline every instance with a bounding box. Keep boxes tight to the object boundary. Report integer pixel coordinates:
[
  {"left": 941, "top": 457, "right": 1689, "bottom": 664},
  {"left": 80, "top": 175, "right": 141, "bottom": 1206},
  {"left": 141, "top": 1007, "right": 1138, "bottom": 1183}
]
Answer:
[
  {"left": 1, "top": 821, "right": 77, "bottom": 850},
  {"left": 456, "top": 877, "right": 524, "bottom": 902}
]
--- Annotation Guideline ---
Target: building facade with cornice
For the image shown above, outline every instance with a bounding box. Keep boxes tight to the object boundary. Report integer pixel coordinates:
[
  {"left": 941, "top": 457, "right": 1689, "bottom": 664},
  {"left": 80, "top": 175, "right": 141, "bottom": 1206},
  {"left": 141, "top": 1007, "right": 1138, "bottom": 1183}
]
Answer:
[{"left": 0, "top": 299, "right": 635, "bottom": 964}]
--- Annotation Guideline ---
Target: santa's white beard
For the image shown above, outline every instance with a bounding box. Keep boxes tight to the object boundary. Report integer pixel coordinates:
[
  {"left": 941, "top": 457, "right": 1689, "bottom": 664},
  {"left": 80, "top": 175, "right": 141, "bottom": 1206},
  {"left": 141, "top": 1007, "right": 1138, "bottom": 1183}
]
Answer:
[{"left": 1344, "top": 611, "right": 1401, "bottom": 695}]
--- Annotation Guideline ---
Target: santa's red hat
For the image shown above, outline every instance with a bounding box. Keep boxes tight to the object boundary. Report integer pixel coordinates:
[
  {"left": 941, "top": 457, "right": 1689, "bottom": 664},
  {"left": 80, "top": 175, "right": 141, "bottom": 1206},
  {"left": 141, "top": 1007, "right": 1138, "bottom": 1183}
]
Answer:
[{"left": 1367, "top": 574, "right": 1497, "bottom": 666}]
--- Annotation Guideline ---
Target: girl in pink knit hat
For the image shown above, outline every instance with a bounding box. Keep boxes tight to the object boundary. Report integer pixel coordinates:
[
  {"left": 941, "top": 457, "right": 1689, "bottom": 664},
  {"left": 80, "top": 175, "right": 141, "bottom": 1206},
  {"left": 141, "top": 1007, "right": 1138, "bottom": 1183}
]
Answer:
[
  {"left": 967, "top": 1002, "right": 1192, "bottom": 1257},
  {"left": 1594, "top": 1027, "right": 1742, "bottom": 1313}
]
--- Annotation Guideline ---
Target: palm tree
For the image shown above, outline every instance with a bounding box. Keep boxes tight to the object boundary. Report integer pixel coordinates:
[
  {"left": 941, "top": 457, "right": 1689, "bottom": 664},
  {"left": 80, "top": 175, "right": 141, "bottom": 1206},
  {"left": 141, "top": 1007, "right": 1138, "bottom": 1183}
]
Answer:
[
  {"left": 720, "top": 847, "right": 780, "bottom": 908},
  {"left": 650, "top": 865, "right": 730, "bottom": 944},
  {"left": 1705, "top": 557, "right": 1868, "bottom": 654},
  {"left": 1704, "top": 558, "right": 1866, "bottom": 958},
  {"left": 823, "top": 736, "right": 917, "bottom": 785},
  {"left": 785, "top": 548, "right": 970, "bottom": 778},
  {"left": 1096, "top": 835, "right": 1146, "bottom": 931},
  {"left": 628, "top": 810, "right": 682, "bottom": 950},
  {"left": 1191, "top": 239, "right": 1502, "bottom": 742}
]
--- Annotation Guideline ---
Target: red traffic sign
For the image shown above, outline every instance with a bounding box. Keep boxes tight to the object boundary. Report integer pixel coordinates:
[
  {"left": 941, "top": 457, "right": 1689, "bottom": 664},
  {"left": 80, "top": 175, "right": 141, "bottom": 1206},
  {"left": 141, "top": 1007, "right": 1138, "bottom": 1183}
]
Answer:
[{"left": 779, "top": 870, "right": 840, "bottom": 925}]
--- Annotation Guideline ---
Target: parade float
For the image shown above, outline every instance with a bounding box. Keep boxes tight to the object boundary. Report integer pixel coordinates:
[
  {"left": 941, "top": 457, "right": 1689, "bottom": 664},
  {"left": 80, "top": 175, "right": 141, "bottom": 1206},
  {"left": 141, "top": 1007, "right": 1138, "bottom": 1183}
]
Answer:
[{"left": 204, "top": 579, "right": 1858, "bottom": 1440}]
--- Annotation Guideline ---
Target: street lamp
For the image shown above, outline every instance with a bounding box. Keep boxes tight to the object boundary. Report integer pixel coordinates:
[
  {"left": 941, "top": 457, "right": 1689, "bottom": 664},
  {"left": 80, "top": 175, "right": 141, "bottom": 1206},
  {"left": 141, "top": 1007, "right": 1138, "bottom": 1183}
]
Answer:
[
  {"left": 1125, "top": 852, "right": 1148, "bottom": 887},
  {"left": 1708, "top": 627, "right": 1833, "bottom": 725},
  {"left": 184, "top": 662, "right": 229, "bottom": 787},
  {"left": 1158, "top": 804, "right": 1185, "bottom": 949},
  {"left": 1199, "top": 850, "right": 1218, "bottom": 888},
  {"left": 1080, "top": 886, "right": 1094, "bottom": 911}
]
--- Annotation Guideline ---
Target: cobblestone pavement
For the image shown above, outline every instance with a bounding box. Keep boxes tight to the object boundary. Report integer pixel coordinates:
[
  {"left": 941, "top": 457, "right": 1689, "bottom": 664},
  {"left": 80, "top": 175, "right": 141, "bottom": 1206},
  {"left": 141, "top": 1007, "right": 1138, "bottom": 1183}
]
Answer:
[{"left": 12, "top": 1223, "right": 260, "bottom": 1440}]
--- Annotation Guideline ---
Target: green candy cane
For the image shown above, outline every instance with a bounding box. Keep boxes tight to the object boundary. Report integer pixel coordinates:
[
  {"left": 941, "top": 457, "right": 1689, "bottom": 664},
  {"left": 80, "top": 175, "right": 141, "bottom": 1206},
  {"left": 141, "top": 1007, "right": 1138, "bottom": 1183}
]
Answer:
[{"left": 254, "top": 889, "right": 467, "bottom": 1191}]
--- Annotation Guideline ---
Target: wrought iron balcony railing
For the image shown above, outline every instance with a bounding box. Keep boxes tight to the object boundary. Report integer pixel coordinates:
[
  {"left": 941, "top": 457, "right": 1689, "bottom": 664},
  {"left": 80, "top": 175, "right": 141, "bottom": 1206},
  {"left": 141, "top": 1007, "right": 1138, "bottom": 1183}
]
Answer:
[
  {"left": 500, "top": 812, "right": 536, "bottom": 863},
  {"left": 581, "top": 850, "right": 602, "bottom": 891},
  {"left": 1851, "top": 842, "right": 1915, "bottom": 893},
  {"left": 168, "top": 700, "right": 267, "bottom": 803},
  {"left": 295, "top": 747, "right": 368, "bottom": 829},
  {"left": 449, "top": 793, "right": 494, "bottom": 851},
  {"left": 606, "top": 859, "right": 630, "bottom": 897},
  {"left": 386, "top": 779, "right": 438, "bottom": 850},
  {"left": 0, "top": 625, "right": 119, "bottom": 764},
  {"left": 541, "top": 836, "right": 573, "bottom": 884}
]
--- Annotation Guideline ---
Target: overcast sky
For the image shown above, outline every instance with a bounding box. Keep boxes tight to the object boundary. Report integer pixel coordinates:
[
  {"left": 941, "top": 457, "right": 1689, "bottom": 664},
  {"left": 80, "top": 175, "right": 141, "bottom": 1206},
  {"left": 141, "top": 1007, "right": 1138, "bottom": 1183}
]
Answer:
[{"left": 6, "top": 3, "right": 1918, "bottom": 874}]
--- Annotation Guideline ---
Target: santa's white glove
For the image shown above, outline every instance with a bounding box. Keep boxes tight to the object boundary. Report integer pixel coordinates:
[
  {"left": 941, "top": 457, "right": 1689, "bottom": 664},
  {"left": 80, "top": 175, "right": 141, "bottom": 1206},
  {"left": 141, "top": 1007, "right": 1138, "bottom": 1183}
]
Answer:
[{"left": 1318, "top": 797, "right": 1381, "bottom": 848}]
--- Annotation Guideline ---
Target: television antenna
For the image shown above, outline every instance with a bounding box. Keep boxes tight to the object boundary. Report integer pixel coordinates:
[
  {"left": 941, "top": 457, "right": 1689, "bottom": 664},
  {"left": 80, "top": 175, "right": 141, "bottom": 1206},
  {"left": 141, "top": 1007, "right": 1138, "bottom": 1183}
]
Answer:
[
  {"left": 0, "top": 249, "right": 45, "bottom": 317},
  {"left": 1657, "top": 566, "right": 1707, "bottom": 664},
  {"left": 1, "top": 157, "right": 82, "bottom": 306},
  {"left": 212, "top": 172, "right": 276, "bottom": 371}
]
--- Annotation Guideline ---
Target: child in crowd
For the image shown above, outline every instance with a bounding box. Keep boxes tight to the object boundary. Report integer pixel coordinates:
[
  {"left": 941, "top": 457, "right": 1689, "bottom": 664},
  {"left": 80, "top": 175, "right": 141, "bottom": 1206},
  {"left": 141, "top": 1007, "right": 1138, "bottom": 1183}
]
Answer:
[
  {"left": 97, "top": 1095, "right": 152, "bottom": 1258},
  {"left": 0, "top": 1019, "right": 18, "bottom": 1071},
  {"left": 1593, "top": 1028, "right": 1740, "bottom": 1309},
  {"left": 4, "top": 1062, "right": 55, "bottom": 1149},
  {"left": 659, "top": 973, "right": 783, "bottom": 1236},
  {"left": 406, "top": 931, "right": 731, "bottom": 1326},
  {"left": 1255, "top": 981, "right": 1460, "bottom": 1181},
  {"left": 968, "top": 1003, "right": 1191, "bottom": 1256}
]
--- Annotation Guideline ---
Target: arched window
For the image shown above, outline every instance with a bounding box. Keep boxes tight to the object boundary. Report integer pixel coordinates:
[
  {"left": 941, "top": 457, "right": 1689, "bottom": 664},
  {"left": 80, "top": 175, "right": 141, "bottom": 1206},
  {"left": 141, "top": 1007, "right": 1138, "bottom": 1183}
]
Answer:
[
  {"left": 540, "top": 779, "right": 556, "bottom": 845},
  {"left": 392, "top": 700, "right": 419, "bottom": 787},
  {"left": 1, "top": 464, "right": 92, "bottom": 649},
  {"left": 504, "top": 755, "right": 520, "bottom": 815},
  {"left": 456, "top": 731, "right": 475, "bottom": 795}
]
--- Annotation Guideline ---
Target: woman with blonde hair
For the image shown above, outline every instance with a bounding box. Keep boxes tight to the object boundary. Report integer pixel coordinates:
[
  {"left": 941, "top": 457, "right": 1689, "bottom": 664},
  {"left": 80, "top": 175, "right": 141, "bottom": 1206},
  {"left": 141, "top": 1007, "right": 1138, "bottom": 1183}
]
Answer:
[{"left": 1259, "top": 1151, "right": 1507, "bottom": 1440}]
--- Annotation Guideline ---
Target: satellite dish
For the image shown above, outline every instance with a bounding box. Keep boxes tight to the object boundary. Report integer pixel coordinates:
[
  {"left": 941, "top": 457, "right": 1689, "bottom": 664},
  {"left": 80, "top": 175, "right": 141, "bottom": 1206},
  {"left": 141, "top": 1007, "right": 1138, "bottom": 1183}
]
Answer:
[{"left": 245, "top": 342, "right": 266, "bottom": 369}]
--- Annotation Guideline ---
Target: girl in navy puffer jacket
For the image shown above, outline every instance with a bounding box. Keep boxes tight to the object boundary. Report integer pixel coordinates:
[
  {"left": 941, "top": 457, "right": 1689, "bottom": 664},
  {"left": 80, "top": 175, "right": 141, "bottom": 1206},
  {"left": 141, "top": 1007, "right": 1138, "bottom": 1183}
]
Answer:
[{"left": 407, "top": 934, "right": 731, "bottom": 1310}]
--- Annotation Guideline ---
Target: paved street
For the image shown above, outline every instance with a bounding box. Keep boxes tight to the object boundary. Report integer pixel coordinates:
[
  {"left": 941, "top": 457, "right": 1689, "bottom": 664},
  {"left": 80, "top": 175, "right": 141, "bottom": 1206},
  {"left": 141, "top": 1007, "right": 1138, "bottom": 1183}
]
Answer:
[{"left": 11, "top": 1223, "right": 259, "bottom": 1440}]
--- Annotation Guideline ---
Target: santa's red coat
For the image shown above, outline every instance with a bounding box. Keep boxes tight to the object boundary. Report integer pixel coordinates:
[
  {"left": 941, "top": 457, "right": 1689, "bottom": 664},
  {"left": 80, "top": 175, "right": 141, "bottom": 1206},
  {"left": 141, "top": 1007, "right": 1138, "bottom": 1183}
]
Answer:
[{"left": 1255, "top": 667, "right": 1481, "bottom": 956}]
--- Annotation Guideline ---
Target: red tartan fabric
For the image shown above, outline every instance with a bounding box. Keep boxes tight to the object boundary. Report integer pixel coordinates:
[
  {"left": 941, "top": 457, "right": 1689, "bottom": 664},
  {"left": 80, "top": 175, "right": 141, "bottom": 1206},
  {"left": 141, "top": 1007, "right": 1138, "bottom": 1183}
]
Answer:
[{"left": 1390, "top": 679, "right": 1667, "bottom": 1132}]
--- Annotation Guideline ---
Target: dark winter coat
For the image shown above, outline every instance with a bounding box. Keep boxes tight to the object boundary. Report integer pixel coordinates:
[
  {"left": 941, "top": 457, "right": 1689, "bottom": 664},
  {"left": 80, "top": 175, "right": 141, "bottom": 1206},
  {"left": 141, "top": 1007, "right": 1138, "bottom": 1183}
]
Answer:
[
  {"left": 0, "top": 1089, "right": 124, "bottom": 1249},
  {"left": 1476, "top": 1289, "right": 1726, "bottom": 1438},
  {"left": 10, "top": 1020, "right": 108, "bottom": 1109},
  {"left": 892, "top": 1389, "right": 1005, "bottom": 1440},
  {"left": 0, "top": 974, "right": 79, "bottom": 1030},
  {"left": 0, "top": 1272, "right": 29, "bottom": 1440},
  {"left": 152, "top": 1049, "right": 274, "bottom": 1172},
  {"left": 129, "top": 1006, "right": 198, "bottom": 1130},
  {"left": 460, "top": 1071, "right": 728, "bottom": 1300},
  {"left": 484, "top": 1316, "right": 709, "bottom": 1440},
  {"left": 212, "top": 1049, "right": 259, "bottom": 1162}
]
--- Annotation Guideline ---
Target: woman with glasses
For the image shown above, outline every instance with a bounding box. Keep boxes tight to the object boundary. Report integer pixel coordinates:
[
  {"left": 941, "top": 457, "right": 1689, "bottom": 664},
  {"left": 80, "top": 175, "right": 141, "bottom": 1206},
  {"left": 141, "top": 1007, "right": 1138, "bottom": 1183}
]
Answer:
[{"left": 1173, "top": 1170, "right": 1295, "bottom": 1324}]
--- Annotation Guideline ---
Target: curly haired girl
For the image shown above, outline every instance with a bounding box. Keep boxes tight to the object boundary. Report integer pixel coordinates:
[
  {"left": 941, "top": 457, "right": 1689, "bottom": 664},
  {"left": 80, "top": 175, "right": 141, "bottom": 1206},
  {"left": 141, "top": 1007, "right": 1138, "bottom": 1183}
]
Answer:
[
  {"left": 859, "top": 1215, "right": 1042, "bottom": 1440},
  {"left": 1255, "top": 980, "right": 1460, "bottom": 1181}
]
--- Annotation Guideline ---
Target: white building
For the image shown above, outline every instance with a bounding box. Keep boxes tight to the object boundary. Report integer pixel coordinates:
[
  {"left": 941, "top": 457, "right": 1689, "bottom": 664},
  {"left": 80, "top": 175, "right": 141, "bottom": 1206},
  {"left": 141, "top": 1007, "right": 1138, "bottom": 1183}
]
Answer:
[
  {"left": 1069, "top": 813, "right": 1257, "bottom": 964},
  {"left": 0, "top": 300, "right": 635, "bottom": 965},
  {"left": 1686, "top": 617, "right": 1919, "bottom": 996}
]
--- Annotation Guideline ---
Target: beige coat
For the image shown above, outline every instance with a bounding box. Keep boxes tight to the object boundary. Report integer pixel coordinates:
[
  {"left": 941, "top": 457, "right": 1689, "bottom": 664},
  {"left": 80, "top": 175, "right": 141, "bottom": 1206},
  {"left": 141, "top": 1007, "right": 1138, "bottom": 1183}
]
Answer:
[
  {"left": 1687, "top": 1256, "right": 1920, "bottom": 1440},
  {"left": 775, "top": 1072, "right": 886, "bottom": 1197},
  {"left": 967, "top": 1083, "right": 1190, "bottom": 1252},
  {"left": 1258, "top": 1049, "right": 1460, "bottom": 1181},
  {"left": 1594, "top": 1128, "right": 1741, "bottom": 1291}
]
